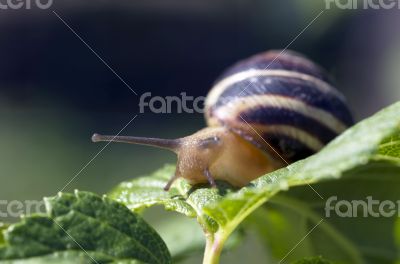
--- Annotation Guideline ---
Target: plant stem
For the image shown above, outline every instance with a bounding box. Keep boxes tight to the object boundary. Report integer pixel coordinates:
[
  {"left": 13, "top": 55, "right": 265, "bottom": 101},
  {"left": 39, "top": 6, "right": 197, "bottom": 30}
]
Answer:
[{"left": 202, "top": 232, "right": 225, "bottom": 264}]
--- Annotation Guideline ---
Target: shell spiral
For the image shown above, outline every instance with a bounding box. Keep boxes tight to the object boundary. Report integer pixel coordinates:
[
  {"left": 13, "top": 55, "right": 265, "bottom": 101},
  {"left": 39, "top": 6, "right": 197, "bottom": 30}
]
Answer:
[{"left": 205, "top": 50, "right": 354, "bottom": 162}]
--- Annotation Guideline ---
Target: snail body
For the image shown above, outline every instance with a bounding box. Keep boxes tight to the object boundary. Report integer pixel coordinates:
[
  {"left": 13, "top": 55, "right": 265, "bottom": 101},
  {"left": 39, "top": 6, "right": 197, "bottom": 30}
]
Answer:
[{"left": 92, "top": 50, "right": 354, "bottom": 190}]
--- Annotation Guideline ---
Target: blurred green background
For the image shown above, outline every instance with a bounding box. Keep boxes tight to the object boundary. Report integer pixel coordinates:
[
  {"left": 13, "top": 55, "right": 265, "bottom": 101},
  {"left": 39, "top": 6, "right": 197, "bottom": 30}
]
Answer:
[{"left": 1, "top": 0, "right": 400, "bottom": 262}]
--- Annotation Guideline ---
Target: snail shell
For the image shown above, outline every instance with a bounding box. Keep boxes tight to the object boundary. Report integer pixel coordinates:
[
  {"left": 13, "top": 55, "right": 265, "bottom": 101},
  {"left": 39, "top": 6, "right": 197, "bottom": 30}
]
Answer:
[{"left": 205, "top": 50, "right": 354, "bottom": 162}]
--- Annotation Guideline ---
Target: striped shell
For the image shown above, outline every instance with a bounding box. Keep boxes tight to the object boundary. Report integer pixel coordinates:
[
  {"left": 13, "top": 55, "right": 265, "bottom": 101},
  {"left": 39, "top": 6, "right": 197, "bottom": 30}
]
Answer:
[{"left": 205, "top": 50, "right": 354, "bottom": 162}]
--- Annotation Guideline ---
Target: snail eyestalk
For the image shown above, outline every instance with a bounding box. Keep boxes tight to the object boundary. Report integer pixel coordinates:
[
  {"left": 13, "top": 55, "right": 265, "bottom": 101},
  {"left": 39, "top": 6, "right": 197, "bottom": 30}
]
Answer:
[
  {"left": 91, "top": 133, "right": 181, "bottom": 152},
  {"left": 92, "top": 133, "right": 184, "bottom": 191}
]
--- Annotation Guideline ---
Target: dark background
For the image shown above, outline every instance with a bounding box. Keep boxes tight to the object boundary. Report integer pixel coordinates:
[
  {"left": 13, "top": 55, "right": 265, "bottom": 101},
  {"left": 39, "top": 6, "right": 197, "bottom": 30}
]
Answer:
[{"left": 0, "top": 0, "right": 399, "bottom": 262}]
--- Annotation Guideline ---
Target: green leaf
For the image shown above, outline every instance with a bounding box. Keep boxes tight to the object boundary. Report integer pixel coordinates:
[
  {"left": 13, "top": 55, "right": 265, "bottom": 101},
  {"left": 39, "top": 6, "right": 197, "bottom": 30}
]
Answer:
[
  {"left": 110, "top": 102, "right": 400, "bottom": 263},
  {"left": 109, "top": 166, "right": 235, "bottom": 233},
  {"left": 247, "top": 159, "right": 400, "bottom": 263},
  {"left": 109, "top": 165, "right": 197, "bottom": 218},
  {"left": 0, "top": 191, "right": 171, "bottom": 264},
  {"left": 0, "top": 251, "right": 141, "bottom": 264},
  {"left": 109, "top": 167, "right": 241, "bottom": 262},
  {"left": 377, "top": 134, "right": 400, "bottom": 162}
]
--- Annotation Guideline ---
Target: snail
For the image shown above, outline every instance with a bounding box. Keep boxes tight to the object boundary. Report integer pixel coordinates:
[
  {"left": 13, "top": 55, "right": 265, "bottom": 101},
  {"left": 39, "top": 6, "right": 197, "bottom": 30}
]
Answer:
[{"left": 92, "top": 50, "right": 354, "bottom": 191}]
